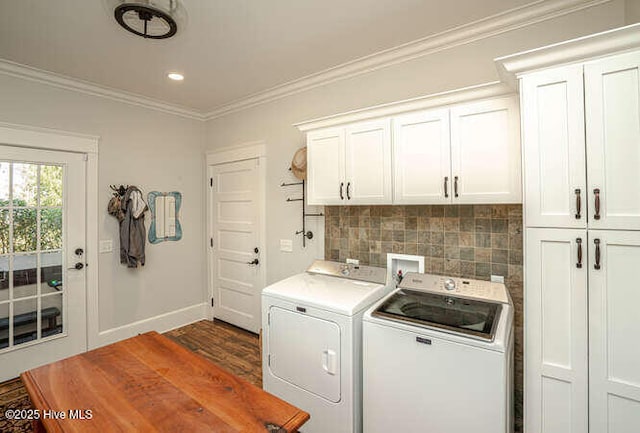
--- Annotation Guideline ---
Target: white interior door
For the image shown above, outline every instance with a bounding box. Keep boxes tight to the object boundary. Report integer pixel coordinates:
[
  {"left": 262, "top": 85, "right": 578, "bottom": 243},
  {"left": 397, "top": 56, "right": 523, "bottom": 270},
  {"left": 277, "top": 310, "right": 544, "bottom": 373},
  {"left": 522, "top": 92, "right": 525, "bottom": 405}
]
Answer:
[
  {"left": 210, "top": 158, "right": 263, "bottom": 333},
  {"left": 585, "top": 51, "right": 640, "bottom": 230},
  {"left": 450, "top": 96, "right": 521, "bottom": 204},
  {"left": 392, "top": 109, "right": 451, "bottom": 204},
  {"left": 344, "top": 119, "right": 392, "bottom": 204},
  {"left": 521, "top": 65, "right": 587, "bottom": 228},
  {"left": 589, "top": 230, "right": 640, "bottom": 433},
  {"left": 0, "top": 145, "right": 86, "bottom": 382},
  {"left": 525, "top": 228, "right": 588, "bottom": 433}
]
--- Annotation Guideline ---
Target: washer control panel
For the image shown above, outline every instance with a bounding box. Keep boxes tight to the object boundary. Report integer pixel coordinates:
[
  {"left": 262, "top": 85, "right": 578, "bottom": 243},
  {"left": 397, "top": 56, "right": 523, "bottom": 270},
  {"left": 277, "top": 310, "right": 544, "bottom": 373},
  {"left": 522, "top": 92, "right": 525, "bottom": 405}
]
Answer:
[
  {"left": 307, "top": 260, "right": 387, "bottom": 284},
  {"left": 399, "top": 272, "right": 509, "bottom": 304}
]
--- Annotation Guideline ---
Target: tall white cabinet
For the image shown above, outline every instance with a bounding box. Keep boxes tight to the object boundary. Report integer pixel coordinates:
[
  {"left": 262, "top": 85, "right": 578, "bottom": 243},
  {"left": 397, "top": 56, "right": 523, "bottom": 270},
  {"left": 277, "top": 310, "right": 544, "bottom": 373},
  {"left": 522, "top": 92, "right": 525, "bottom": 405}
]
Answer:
[{"left": 516, "top": 42, "right": 640, "bottom": 433}]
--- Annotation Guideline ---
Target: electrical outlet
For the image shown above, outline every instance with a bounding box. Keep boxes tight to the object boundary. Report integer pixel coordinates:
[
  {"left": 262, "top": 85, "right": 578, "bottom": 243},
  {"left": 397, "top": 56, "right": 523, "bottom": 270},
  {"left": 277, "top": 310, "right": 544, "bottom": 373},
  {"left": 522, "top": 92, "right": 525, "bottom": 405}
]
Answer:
[
  {"left": 99, "top": 240, "right": 113, "bottom": 253},
  {"left": 346, "top": 258, "right": 359, "bottom": 265},
  {"left": 491, "top": 274, "right": 505, "bottom": 284},
  {"left": 280, "top": 239, "right": 293, "bottom": 252}
]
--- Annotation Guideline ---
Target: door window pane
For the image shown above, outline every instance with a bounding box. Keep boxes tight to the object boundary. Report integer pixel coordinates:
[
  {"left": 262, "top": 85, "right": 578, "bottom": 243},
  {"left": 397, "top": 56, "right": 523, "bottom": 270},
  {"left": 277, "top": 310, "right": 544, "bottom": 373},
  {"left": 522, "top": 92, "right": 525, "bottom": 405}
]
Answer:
[
  {"left": 0, "top": 256, "right": 7, "bottom": 302},
  {"left": 13, "top": 208, "right": 37, "bottom": 252},
  {"left": 40, "top": 208, "right": 62, "bottom": 250},
  {"left": 13, "top": 297, "right": 37, "bottom": 346},
  {"left": 0, "top": 302, "right": 8, "bottom": 349},
  {"left": 39, "top": 165, "right": 63, "bottom": 207},
  {"left": 0, "top": 162, "right": 9, "bottom": 202},
  {"left": 12, "top": 163, "right": 38, "bottom": 207},
  {"left": 13, "top": 254, "right": 37, "bottom": 299},
  {"left": 41, "top": 251, "right": 63, "bottom": 295},
  {"left": 0, "top": 209, "right": 8, "bottom": 254},
  {"left": 41, "top": 293, "right": 62, "bottom": 338}
]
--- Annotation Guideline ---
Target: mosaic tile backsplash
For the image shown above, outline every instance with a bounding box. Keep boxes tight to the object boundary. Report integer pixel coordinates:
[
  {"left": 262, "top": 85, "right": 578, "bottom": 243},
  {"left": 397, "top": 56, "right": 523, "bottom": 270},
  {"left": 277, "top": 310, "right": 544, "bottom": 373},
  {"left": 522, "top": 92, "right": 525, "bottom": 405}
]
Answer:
[{"left": 324, "top": 204, "right": 524, "bottom": 432}]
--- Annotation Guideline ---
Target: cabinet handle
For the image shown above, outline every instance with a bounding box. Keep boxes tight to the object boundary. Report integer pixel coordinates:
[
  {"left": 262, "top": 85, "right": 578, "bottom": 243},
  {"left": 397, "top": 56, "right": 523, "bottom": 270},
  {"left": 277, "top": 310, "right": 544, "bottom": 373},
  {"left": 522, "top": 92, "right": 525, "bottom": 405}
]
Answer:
[
  {"left": 339, "top": 182, "right": 344, "bottom": 200},
  {"left": 576, "top": 238, "right": 582, "bottom": 268},
  {"left": 346, "top": 182, "right": 351, "bottom": 200},
  {"left": 454, "top": 176, "right": 459, "bottom": 198},
  {"left": 594, "top": 188, "right": 601, "bottom": 220},
  {"left": 575, "top": 189, "right": 582, "bottom": 219},
  {"left": 444, "top": 176, "right": 449, "bottom": 198},
  {"left": 594, "top": 238, "right": 601, "bottom": 270}
]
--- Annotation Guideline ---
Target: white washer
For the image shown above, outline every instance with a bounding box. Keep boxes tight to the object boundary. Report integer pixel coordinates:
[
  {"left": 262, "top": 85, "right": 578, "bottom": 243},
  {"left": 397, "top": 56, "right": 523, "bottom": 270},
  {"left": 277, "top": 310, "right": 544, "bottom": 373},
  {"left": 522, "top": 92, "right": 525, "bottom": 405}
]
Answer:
[
  {"left": 363, "top": 273, "right": 514, "bottom": 433},
  {"left": 262, "top": 260, "right": 392, "bottom": 433}
]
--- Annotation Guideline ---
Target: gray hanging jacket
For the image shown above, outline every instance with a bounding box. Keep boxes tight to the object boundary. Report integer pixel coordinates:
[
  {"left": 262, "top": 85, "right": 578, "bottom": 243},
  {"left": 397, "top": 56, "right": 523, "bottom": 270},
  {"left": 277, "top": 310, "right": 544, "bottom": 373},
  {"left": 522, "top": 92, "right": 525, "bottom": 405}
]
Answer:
[{"left": 119, "top": 186, "right": 148, "bottom": 268}]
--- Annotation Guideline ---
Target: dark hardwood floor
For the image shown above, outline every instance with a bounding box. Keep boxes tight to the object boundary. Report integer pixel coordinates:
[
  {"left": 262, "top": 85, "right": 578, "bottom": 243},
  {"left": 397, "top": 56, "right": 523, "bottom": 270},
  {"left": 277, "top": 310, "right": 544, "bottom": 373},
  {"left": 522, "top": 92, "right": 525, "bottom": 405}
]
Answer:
[{"left": 0, "top": 319, "right": 262, "bottom": 433}]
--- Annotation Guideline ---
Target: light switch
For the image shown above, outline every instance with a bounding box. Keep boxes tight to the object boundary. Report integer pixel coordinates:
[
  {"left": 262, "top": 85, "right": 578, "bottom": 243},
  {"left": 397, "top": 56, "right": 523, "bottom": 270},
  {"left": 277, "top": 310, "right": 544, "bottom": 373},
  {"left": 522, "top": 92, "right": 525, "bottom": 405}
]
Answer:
[
  {"left": 100, "top": 240, "right": 113, "bottom": 253},
  {"left": 280, "top": 239, "right": 293, "bottom": 252}
]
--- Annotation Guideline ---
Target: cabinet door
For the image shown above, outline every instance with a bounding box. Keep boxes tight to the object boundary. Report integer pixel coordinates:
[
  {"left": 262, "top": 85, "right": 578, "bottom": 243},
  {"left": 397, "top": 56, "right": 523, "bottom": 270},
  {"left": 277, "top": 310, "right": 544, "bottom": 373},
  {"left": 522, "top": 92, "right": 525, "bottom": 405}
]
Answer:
[
  {"left": 307, "top": 127, "right": 345, "bottom": 205},
  {"left": 521, "top": 65, "right": 587, "bottom": 228},
  {"left": 392, "top": 109, "right": 451, "bottom": 204},
  {"left": 589, "top": 230, "right": 640, "bottom": 433},
  {"left": 525, "top": 228, "right": 588, "bottom": 433},
  {"left": 450, "top": 96, "right": 521, "bottom": 204},
  {"left": 344, "top": 119, "right": 392, "bottom": 204},
  {"left": 586, "top": 51, "right": 640, "bottom": 230}
]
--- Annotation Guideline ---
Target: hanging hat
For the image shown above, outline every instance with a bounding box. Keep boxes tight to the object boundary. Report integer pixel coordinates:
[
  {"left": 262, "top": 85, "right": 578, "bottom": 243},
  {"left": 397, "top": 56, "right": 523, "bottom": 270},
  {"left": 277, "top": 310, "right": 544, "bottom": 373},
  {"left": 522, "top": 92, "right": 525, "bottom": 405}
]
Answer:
[{"left": 290, "top": 147, "right": 307, "bottom": 180}]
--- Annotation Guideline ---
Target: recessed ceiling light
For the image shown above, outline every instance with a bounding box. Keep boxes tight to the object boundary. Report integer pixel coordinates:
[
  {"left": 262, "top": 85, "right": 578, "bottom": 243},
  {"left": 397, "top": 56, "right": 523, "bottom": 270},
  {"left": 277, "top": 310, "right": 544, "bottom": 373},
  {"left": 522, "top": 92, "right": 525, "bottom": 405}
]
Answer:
[{"left": 168, "top": 73, "right": 184, "bottom": 81}]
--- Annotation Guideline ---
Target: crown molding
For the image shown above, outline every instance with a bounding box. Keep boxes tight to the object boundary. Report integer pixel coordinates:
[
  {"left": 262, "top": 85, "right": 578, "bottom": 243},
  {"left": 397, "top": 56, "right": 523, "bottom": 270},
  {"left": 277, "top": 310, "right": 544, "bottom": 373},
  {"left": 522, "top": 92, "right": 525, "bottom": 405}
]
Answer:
[
  {"left": 0, "top": 59, "right": 206, "bottom": 121},
  {"left": 294, "top": 81, "right": 513, "bottom": 132},
  {"left": 204, "top": 0, "right": 613, "bottom": 120},
  {"left": 495, "top": 22, "right": 640, "bottom": 82}
]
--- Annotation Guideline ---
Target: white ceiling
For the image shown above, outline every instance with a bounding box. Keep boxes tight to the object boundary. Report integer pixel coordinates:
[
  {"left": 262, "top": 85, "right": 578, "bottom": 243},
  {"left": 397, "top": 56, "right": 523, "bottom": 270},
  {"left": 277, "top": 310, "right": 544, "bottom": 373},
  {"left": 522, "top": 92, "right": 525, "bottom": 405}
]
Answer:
[{"left": 0, "top": 0, "right": 538, "bottom": 113}]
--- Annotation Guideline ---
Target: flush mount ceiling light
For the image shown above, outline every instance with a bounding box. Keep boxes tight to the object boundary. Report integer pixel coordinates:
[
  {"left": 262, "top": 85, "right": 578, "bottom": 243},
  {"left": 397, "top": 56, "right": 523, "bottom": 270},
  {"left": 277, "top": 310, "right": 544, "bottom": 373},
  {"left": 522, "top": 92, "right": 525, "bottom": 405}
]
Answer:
[
  {"left": 167, "top": 72, "right": 184, "bottom": 81},
  {"left": 107, "top": 0, "right": 186, "bottom": 40}
]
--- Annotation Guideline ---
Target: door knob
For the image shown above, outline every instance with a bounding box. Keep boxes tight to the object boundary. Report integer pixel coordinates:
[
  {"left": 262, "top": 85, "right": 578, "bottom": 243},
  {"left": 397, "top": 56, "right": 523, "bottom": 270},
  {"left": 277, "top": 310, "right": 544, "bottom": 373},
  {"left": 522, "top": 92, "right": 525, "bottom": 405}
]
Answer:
[
  {"left": 247, "top": 259, "right": 259, "bottom": 266},
  {"left": 68, "top": 262, "right": 84, "bottom": 270},
  {"left": 254, "top": 247, "right": 259, "bottom": 254},
  {"left": 75, "top": 248, "right": 84, "bottom": 256}
]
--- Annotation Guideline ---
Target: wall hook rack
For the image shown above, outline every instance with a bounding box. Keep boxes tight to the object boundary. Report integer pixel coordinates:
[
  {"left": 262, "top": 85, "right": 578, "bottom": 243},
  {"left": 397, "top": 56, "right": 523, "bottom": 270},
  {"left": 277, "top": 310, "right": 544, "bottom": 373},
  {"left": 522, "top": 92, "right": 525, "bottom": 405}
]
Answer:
[
  {"left": 109, "top": 184, "right": 129, "bottom": 197},
  {"left": 280, "top": 179, "right": 324, "bottom": 247}
]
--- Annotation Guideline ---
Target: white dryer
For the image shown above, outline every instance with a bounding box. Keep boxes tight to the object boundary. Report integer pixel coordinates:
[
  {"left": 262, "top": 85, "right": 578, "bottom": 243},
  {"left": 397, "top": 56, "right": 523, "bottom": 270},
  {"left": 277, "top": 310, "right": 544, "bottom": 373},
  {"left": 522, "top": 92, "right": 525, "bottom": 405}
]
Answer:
[
  {"left": 262, "top": 260, "right": 391, "bottom": 433},
  {"left": 363, "top": 273, "right": 514, "bottom": 433}
]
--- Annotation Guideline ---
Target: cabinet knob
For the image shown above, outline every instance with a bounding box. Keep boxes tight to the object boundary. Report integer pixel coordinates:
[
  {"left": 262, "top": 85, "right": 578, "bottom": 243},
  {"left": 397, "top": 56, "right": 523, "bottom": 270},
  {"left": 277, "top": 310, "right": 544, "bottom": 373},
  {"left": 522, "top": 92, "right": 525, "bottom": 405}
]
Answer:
[
  {"left": 339, "top": 182, "right": 344, "bottom": 200},
  {"left": 444, "top": 176, "right": 449, "bottom": 198}
]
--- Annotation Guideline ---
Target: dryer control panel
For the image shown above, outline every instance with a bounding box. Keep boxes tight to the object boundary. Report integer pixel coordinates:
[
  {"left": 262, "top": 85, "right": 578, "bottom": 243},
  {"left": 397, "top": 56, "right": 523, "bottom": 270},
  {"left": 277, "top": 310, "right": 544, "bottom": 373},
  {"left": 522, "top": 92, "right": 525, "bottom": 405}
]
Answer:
[{"left": 307, "top": 260, "right": 387, "bottom": 284}]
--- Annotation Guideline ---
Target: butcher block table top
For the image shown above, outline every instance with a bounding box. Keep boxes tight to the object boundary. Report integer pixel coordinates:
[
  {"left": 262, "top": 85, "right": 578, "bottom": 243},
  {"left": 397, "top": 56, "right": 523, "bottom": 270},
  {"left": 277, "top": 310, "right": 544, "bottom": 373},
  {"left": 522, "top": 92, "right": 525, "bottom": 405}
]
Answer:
[{"left": 20, "top": 331, "right": 309, "bottom": 433}]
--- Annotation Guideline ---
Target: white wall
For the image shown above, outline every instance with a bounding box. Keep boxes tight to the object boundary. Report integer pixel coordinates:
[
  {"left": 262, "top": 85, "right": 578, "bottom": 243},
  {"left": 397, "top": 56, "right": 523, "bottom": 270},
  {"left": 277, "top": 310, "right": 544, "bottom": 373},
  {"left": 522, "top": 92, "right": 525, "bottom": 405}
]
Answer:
[
  {"left": 205, "top": 1, "right": 628, "bottom": 285},
  {"left": 0, "top": 74, "right": 206, "bottom": 340}
]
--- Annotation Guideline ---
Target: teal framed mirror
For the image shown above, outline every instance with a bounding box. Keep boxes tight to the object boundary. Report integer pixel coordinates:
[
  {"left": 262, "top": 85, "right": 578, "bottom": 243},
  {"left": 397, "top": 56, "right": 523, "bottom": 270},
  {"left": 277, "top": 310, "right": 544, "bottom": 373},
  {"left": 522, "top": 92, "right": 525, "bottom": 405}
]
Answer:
[{"left": 148, "top": 191, "right": 182, "bottom": 243}]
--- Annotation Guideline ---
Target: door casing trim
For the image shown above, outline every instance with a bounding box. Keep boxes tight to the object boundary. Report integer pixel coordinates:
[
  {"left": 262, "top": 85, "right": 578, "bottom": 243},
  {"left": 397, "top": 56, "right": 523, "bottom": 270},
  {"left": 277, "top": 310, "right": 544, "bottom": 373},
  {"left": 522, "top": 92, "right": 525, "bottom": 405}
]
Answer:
[{"left": 0, "top": 121, "right": 99, "bottom": 351}]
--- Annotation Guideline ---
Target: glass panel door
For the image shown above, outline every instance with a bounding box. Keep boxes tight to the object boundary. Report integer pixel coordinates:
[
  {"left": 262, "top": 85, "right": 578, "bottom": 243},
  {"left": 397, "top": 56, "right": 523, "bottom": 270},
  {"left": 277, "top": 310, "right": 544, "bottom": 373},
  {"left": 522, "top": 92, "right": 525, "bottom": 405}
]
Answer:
[
  {"left": 0, "top": 162, "right": 64, "bottom": 350},
  {"left": 0, "top": 143, "right": 86, "bottom": 382}
]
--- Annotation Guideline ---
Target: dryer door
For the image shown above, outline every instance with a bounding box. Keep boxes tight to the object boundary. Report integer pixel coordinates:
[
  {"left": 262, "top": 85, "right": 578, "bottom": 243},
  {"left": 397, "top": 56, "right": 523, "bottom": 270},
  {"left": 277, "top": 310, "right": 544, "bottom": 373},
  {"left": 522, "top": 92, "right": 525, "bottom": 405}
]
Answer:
[{"left": 268, "top": 306, "right": 341, "bottom": 403}]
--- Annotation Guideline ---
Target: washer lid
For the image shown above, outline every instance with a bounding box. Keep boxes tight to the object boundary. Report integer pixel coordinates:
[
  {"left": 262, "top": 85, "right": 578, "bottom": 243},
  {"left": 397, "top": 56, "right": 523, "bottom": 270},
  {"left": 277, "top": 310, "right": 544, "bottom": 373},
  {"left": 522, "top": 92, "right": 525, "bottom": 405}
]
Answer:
[
  {"left": 263, "top": 271, "right": 388, "bottom": 316},
  {"left": 372, "top": 288, "right": 502, "bottom": 341}
]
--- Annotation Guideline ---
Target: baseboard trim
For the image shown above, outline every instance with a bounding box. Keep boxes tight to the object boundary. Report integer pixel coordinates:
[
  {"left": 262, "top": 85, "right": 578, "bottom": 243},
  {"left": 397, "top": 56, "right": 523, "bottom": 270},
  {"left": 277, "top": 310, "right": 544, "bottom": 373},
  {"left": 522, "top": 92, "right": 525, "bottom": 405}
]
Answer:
[{"left": 90, "top": 303, "right": 207, "bottom": 349}]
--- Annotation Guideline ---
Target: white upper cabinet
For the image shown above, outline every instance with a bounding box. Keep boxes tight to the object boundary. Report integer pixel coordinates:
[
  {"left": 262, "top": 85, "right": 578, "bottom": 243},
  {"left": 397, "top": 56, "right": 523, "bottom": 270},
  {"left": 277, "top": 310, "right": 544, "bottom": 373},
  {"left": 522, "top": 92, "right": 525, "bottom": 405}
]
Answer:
[
  {"left": 307, "top": 127, "right": 345, "bottom": 205},
  {"left": 307, "top": 120, "right": 392, "bottom": 205},
  {"left": 521, "top": 65, "right": 587, "bottom": 228},
  {"left": 392, "top": 109, "right": 451, "bottom": 204},
  {"left": 344, "top": 119, "right": 392, "bottom": 205},
  {"left": 585, "top": 51, "right": 640, "bottom": 230},
  {"left": 304, "top": 93, "right": 521, "bottom": 206},
  {"left": 450, "top": 97, "right": 521, "bottom": 204}
]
